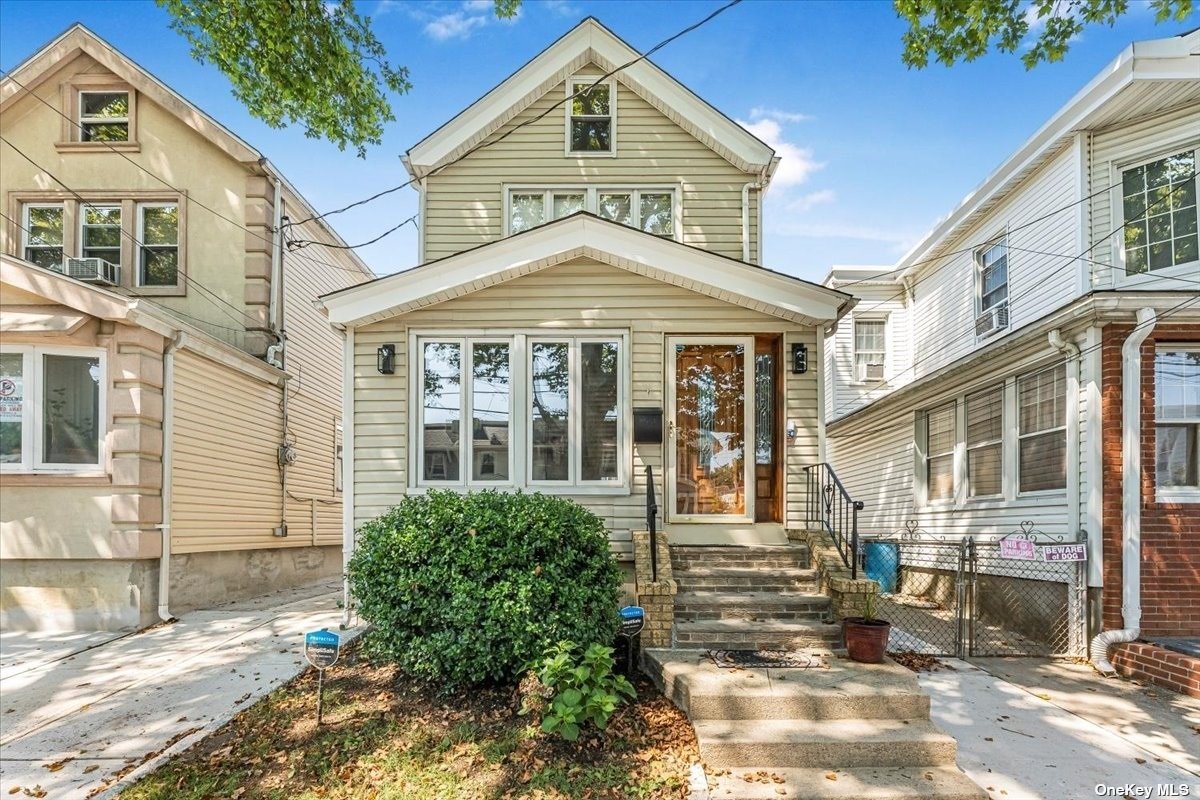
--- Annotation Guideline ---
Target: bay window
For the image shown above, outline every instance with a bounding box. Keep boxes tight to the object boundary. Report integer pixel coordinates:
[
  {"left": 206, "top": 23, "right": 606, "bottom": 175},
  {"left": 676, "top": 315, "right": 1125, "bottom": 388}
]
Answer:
[
  {"left": 1155, "top": 346, "right": 1200, "bottom": 497},
  {"left": 0, "top": 346, "right": 106, "bottom": 472},
  {"left": 414, "top": 333, "right": 625, "bottom": 490},
  {"left": 505, "top": 186, "right": 679, "bottom": 239}
]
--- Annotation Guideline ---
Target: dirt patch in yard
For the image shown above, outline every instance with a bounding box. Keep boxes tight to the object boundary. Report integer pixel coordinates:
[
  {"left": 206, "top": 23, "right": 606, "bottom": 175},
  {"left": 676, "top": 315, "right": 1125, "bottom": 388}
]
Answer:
[{"left": 117, "top": 647, "right": 699, "bottom": 800}]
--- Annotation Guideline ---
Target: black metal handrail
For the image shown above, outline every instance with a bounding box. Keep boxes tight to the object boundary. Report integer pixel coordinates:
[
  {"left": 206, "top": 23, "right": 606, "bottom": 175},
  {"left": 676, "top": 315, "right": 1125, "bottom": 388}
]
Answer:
[
  {"left": 645, "top": 464, "right": 659, "bottom": 582},
  {"left": 803, "top": 463, "right": 864, "bottom": 578}
]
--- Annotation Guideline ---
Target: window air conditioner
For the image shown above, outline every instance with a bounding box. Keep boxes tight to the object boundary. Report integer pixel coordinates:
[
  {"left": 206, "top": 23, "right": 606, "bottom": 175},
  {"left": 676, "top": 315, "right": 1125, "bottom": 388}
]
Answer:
[
  {"left": 974, "top": 301, "right": 1009, "bottom": 338},
  {"left": 61, "top": 257, "right": 120, "bottom": 286},
  {"left": 860, "top": 362, "right": 886, "bottom": 381}
]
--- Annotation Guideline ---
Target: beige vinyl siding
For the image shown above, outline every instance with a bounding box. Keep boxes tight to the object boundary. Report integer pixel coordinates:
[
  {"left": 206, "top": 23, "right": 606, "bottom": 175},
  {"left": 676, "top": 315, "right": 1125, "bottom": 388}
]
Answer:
[
  {"left": 351, "top": 259, "right": 822, "bottom": 557},
  {"left": 422, "top": 72, "right": 759, "bottom": 263},
  {"left": 784, "top": 328, "right": 820, "bottom": 529},
  {"left": 171, "top": 349, "right": 284, "bottom": 553},
  {"left": 1088, "top": 104, "right": 1200, "bottom": 290}
]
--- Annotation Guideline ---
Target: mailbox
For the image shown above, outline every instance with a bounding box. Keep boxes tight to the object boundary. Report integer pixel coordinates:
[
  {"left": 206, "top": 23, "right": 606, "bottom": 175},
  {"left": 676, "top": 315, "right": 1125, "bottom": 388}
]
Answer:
[{"left": 633, "top": 407, "right": 663, "bottom": 444}]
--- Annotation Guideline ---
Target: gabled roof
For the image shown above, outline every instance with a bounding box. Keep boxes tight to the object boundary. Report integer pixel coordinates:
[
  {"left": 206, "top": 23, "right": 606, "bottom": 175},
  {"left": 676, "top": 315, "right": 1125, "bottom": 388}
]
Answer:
[
  {"left": 403, "top": 17, "right": 777, "bottom": 181},
  {"left": 0, "top": 24, "right": 373, "bottom": 278},
  {"left": 317, "top": 213, "right": 853, "bottom": 328},
  {"left": 895, "top": 28, "right": 1200, "bottom": 281}
]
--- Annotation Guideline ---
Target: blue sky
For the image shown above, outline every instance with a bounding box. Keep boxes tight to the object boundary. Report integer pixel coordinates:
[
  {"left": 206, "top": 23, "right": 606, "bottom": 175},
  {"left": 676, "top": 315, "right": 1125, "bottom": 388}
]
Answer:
[{"left": 1, "top": 0, "right": 1194, "bottom": 282}]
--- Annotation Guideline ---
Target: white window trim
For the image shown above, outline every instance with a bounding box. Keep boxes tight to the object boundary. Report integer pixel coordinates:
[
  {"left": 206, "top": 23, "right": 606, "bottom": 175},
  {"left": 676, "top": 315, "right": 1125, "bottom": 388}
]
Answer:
[
  {"left": 850, "top": 315, "right": 888, "bottom": 384},
  {"left": 135, "top": 202, "right": 180, "bottom": 288},
  {"left": 79, "top": 204, "right": 123, "bottom": 266},
  {"left": 1155, "top": 344, "right": 1200, "bottom": 504},
  {"left": 974, "top": 232, "right": 1009, "bottom": 316},
  {"left": 21, "top": 203, "right": 66, "bottom": 267},
  {"left": 78, "top": 90, "right": 130, "bottom": 142},
  {"left": 0, "top": 344, "right": 107, "bottom": 473},
  {"left": 502, "top": 184, "right": 682, "bottom": 241},
  {"left": 564, "top": 76, "right": 616, "bottom": 157},
  {"left": 922, "top": 401, "right": 957, "bottom": 508},
  {"left": 408, "top": 330, "right": 630, "bottom": 495},
  {"left": 964, "top": 383, "right": 1005, "bottom": 500},
  {"left": 913, "top": 363, "right": 1070, "bottom": 510},
  {"left": 1112, "top": 144, "right": 1200, "bottom": 288}
]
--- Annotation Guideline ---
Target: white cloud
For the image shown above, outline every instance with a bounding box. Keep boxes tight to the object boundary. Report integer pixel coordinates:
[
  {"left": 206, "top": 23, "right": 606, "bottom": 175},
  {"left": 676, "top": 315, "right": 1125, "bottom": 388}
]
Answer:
[
  {"left": 785, "top": 189, "right": 836, "bottom": 213},
  {"left": 462, "top": 0, "right": 493, "bottom": 10},
  {"left": 541, "top": 0, "right": 582, "bottom": 16},
  {"left": 750, "top": 106, "right": 812, "bottom": 124},
  {"left": 736, "top": 117, "right": 821, "bottom": 189},
  {"left": 425, "top": 8, "right": 491, "bottom": 40},
  {"left": 774, "top": 221, "right": 919, "bottom": 251}
]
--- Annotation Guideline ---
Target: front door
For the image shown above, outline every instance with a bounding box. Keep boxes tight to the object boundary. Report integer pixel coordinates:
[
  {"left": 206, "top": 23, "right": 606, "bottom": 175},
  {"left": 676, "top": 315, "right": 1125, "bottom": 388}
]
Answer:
[{"left": 667, "top": 337, "right": 755, "bottom": 522}]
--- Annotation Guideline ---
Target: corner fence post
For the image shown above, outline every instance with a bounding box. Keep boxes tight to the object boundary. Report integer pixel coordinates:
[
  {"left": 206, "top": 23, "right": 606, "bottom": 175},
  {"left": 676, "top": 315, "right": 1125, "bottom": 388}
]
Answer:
[{"left": 851, "top": 501, "right": 862, "bottom": 580}]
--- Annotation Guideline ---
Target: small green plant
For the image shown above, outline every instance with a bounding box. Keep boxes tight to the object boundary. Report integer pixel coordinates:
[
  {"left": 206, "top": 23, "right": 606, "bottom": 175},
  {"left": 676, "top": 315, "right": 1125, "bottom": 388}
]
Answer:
[
  {"left": 861, "top": 591, "right": 878, "bottom": 621},
  {"left": 521, "top": 641, "right": 636, "bottom": 742}
]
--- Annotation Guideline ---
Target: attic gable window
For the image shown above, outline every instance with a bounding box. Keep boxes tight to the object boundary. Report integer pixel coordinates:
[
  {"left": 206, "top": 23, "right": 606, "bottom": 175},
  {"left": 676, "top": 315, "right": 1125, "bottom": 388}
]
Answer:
[
  {"left": 79, "top": 91, "right": 130, "bottom": 142},
  {"left": 566, "top": 78, "right": 614, "bottom": 155}
]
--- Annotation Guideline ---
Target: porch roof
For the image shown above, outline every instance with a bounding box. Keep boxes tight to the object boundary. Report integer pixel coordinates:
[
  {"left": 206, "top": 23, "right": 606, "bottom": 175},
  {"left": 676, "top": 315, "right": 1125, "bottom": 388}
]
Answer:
[{"left": 317, "top": 213, "right": 855, "bottom": 328}]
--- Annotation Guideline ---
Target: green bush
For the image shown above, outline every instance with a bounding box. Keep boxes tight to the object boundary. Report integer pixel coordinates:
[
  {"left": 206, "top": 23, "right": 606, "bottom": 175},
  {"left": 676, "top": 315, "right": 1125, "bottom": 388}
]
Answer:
[
  {"left": 520, "top": 640, "right": 636, "bottom": 741},
  {"left": 348, "top": 490, "right": 622, "bottom": 688}
]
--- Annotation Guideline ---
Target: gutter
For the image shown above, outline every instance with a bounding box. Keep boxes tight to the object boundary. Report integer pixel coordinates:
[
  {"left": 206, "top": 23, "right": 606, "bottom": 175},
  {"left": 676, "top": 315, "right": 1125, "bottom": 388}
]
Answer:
[
  {"left": 156, "top": 331, "right": 187, "bottom": 623},
  {"left": 1090, "top": 307, "right": 1156, "bottom": 674}
]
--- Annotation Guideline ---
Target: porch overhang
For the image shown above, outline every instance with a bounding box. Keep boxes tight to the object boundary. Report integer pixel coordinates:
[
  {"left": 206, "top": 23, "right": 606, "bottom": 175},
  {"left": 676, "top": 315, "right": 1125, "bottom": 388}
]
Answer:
[{"left": 317, "top": 213, "right": 854, "bottom": 328}]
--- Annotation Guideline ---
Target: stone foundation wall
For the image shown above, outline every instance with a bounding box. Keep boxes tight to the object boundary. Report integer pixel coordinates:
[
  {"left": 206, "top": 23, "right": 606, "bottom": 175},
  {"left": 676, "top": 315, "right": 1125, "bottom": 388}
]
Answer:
[
  {"left": 168, "top": 544, "right": 342, "bottom": 614},
  {"left": 631, "top": 530, "right": 675, "bottom": 647},
  {"left": 794, "top": 528, "right": 877, "bottom": 620}
]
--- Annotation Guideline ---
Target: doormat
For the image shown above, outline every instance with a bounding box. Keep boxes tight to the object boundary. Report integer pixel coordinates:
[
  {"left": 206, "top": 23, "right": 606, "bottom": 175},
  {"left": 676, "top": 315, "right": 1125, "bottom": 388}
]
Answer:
[{"left": 707, "top": 650, "right": 822, "bottom": 669}]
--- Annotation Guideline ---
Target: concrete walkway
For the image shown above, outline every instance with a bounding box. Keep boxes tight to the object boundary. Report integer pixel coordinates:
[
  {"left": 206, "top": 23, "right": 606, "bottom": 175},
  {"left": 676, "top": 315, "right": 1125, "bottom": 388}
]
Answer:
[
  {"left": 0, "top": 580, "right": 359, "bottom": 799},
  {"left": 920, "top": 658, "right": 1200, "bottom": 800}
]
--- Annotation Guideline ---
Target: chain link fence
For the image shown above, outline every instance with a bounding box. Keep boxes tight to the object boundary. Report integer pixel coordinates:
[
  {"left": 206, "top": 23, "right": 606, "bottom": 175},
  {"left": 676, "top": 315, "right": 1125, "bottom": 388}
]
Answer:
[{"left": 858, "top": 522, "right": 1088, "bottom": 658}]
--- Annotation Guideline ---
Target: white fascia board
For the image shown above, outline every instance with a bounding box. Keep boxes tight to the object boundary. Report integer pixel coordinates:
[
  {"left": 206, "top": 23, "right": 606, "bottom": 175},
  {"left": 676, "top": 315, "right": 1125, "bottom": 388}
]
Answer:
[
  {"left": 321, "top": 216, "right": 846, "bottom": 326},
  {"left": 405, "top": 19, "right": 773, "bottom": 174}
]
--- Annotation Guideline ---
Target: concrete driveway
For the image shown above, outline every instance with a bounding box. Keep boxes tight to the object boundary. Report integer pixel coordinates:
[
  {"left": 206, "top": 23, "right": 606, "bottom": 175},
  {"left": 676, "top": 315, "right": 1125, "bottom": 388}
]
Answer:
[
  {"left": 0, "top": 580, "right": 359, "bottom": 799},
  {"left": 921, "top": 657, "right": 1200, "bottom": 800}
]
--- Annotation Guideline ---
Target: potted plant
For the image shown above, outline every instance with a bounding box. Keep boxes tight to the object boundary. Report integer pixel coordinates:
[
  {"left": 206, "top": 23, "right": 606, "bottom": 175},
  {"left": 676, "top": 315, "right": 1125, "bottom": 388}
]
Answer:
[{"left": 843, "top": 592, "right": 891, "bottom": 664}]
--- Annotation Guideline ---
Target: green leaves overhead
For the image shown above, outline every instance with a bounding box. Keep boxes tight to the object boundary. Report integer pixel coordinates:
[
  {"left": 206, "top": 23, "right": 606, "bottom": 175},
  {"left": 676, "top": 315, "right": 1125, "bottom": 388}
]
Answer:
[
  {"left": 156, "top": 0, "right": 520, "bottom": 157},
  {"left": 895, "top": 0, "right": 1194, "bottom": 69}
]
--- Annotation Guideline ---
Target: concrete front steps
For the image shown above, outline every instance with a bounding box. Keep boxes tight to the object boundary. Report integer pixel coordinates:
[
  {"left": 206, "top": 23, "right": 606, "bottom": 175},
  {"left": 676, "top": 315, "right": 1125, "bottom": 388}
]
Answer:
[
  {"left": 670, "top": 544, "right": 842, "bottom": 650},
  {"left": 644, "top": 649, "right": 986, "bottom": 800}
]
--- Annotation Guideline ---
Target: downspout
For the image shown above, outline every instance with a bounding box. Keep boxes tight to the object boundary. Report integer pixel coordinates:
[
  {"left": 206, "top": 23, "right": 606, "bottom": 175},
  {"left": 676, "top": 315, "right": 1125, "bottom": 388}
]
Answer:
[
  {"left": 1090, "top": 308, "right": 1156, "bottom": 673},
  {"left": 341, "top": 327, "right": 356, "bottom": 629},
  {"left": 269, "top": 177, "right": 283, "bottom": 334},
  {"left": 742, "top": 181, "right": 762, "bottom": 264},
  {"left": 156, "top": 331, "right": 187, "bottom": 623},
  {"left": 1048, "top": 330, "right": 1080, "bottom": 542}
]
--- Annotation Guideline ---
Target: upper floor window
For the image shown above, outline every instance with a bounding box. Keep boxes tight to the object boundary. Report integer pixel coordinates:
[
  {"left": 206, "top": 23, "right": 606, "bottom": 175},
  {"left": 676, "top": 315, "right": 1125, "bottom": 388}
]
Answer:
[
  {"left": 1156, "top": 347, "right": 1200, "bottom": 498},
  {"left": 1121, "top": 150, "right": 1198, "bottom": 276},
  {"left": 22, "top": 204, "right": 64, "bottom": 269},
  {"left": 137, "top": 204, "right": 179, "bottom": 286},
  {"left": 81, "top": 206, "right": 122, "bottom": 266},
  {"left": 505, "top": 186, "right": 678, "bottom": 239},
  {"left": 567, "top": 79, "right": 614, "bottom": 155},
  {"left": 0, "top": 346, "right": 106, "bottom": 473},
  {"left": 79, "top": 91, "right": 130, "bottom": 142},
  {"left": 974, "top": 235, "right": 1009, "bottom": 337},
  {"left": 852, "top": 318, "right": 886, "bottom": 382}
]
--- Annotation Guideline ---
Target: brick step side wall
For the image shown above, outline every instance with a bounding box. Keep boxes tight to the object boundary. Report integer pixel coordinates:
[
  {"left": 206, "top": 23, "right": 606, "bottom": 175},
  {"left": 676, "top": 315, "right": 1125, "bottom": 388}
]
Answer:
[{"left": 1111, "top": 642, "right": 1200, "bottom": 699}]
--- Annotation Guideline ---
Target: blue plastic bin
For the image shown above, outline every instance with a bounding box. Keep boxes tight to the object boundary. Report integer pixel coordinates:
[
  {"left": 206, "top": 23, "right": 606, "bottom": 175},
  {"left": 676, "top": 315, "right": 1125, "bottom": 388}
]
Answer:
[{"left": 863, "top": 541, "right": 900, "bottom": 594}]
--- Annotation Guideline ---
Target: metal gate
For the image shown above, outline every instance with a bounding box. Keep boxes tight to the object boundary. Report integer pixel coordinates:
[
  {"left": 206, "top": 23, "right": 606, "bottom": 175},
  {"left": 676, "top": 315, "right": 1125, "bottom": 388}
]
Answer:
[{"left": 859, "top": 522, "right": 1088, "bottom": 658}]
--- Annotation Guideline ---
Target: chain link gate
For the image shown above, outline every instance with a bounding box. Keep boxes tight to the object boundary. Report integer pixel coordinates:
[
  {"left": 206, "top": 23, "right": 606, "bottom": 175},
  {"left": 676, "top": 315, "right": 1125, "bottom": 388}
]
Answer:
[{"left": 858, "top": 521, "right": 1088, "bottom": 658}]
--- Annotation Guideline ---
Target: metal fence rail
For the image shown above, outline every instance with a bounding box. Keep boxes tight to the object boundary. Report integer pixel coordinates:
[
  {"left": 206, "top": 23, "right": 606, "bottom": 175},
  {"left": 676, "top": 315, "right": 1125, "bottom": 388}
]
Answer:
[{"left": 859, "top": 521, "right": 1088, "bottom": 658}]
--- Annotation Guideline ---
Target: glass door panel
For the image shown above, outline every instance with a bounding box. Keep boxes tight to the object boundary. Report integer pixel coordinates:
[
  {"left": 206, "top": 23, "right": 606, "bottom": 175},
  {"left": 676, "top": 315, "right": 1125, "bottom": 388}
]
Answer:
[{"left": 670, "top": 340, "right": 753, "bottom": 520}]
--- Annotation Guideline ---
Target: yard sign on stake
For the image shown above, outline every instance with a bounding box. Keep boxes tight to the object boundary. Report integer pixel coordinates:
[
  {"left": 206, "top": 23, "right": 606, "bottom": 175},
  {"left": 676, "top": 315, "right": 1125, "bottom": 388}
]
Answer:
[
  {"left": 304, "top": 628, "right": 341, "bottom": 724},
  {"left": 618, "top": 606, "right": 645, "bottom": 675}
]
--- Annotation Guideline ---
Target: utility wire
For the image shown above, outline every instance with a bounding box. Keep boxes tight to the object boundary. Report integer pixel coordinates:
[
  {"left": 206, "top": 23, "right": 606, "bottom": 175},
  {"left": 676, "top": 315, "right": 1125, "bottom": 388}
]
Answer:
[
  {"left": 283, "top": 0, "right": 746, "bottom": 244},
  {"left": 1, "top": 136, "right": 259, "bottom": 330}
]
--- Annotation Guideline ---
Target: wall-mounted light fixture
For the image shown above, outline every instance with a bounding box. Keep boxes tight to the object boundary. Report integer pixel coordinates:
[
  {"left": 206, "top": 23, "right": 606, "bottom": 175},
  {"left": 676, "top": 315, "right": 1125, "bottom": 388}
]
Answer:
[
  {"left": 377, "top": 344, "right": 396, "bottom": 375},
  {"left": 791, "top": 343, "right": 808, "bottom": 374}
]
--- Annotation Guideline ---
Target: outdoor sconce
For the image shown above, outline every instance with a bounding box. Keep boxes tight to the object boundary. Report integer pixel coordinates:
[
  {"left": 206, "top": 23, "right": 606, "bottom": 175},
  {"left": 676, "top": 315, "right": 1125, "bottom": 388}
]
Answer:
[
  {"left": 377, "top": 344, "right": 396, "bottom": 375},
  {"left": 791, "top": 343, "right": 808, "bottom": 374}
]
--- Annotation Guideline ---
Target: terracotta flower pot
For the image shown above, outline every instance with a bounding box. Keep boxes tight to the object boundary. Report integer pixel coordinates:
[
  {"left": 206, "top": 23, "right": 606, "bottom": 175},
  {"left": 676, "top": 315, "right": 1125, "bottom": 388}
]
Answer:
[{"left": 843, "top": 617, "right": 891, "bottom": 664}]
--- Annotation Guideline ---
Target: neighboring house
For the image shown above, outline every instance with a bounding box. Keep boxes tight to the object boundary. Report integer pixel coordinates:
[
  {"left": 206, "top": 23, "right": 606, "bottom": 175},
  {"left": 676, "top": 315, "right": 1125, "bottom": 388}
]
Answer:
[
  {"left": 320, "top": 18, "right": 854, "bottom": 588},
  {"left": 822, "top": 30, "right": 1199, "bottom": 669},
  {"left": 0, "top": 25, "right": 372, "bottom": 631}
]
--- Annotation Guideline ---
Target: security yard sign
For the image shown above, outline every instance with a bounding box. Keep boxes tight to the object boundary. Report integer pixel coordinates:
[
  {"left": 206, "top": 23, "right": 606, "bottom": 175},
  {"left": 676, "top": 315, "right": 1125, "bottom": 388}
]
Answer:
[
  {"left": 1042, "top": 544, "right": 1087, "bottom": 562},
  {"left": 304, "top": 628, "right": 341, "bottom": 724},
  {"left": 619, "top": 606, "right": 645, "bottom": 637}
]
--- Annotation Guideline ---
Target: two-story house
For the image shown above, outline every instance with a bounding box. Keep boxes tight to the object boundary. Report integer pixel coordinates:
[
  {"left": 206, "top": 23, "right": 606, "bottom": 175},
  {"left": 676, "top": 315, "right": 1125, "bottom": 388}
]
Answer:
[
  {"left": 823, "top": 29, "right": 1198, "bottom": 691},
  {"left": 0, "top": 25, "right": 372, "bottom": 630},
  {"left": 320, "top": 17, "right": 855, "bottom": 594}
]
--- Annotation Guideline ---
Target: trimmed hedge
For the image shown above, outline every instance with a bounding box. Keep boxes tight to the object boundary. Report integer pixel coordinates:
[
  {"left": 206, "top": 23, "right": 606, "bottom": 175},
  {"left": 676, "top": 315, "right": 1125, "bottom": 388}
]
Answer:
[{"left": 347, "top": 490, "right": 622, "bottom": 688}]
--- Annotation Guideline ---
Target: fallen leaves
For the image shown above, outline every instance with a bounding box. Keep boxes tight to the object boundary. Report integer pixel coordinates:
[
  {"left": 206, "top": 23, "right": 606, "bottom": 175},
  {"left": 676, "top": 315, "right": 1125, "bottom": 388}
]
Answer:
[{"left": 889, "top": 651, "right": 943, "bottom": 672}]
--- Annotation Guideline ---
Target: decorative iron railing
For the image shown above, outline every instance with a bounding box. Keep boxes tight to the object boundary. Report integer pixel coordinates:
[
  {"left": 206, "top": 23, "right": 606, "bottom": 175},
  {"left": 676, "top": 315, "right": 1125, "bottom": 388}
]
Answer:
[
  {"left": 645, "top": 464, "right": 659, "bottom": 582},
  {"left": 803, "top": 463, "right": 864, "bottom": 578}
]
